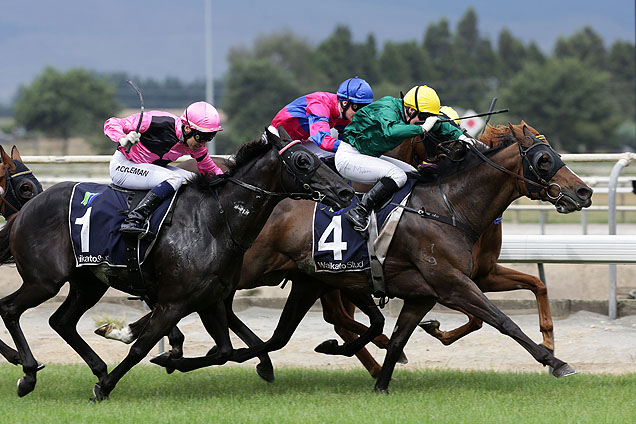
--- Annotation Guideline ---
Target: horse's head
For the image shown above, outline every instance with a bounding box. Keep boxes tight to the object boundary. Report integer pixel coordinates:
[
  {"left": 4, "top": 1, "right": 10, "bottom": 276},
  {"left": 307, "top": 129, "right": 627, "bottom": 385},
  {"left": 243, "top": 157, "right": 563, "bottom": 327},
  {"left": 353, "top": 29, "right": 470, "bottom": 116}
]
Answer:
[
  {"left": 0, "top": 145, "right": 44, "bottom": 219},
  {"left": 265, "top": 127, "right": 354, "bottom": 209},
  {"left": 508, "top": 122, "right": 593, "bottom": 213}
]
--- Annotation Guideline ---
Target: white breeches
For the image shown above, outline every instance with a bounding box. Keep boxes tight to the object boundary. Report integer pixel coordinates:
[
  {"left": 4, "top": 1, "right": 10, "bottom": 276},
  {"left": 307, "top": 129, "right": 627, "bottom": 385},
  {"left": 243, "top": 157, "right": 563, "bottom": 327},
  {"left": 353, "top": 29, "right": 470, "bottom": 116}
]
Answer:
[
  {"left": 334, "top": 142, "right": 416, "bottom": 187},
  {"left": 110, "top": 150, "right": 196, "bottom": 191}
]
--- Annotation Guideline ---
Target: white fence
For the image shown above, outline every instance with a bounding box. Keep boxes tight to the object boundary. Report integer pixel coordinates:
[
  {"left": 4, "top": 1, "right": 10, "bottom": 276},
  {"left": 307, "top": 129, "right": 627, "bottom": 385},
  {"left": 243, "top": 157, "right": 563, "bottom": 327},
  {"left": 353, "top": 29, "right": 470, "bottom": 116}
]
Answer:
[{"left": 19, "top": 153, "right": 636, "bottom": 319}]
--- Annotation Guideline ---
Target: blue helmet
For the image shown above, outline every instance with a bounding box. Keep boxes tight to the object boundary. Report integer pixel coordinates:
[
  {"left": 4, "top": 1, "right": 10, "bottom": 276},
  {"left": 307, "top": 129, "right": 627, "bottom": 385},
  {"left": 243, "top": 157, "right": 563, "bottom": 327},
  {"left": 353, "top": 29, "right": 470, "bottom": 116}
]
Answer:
[{"left": 337, "top": 77, "right": 373, "bottom": 105}]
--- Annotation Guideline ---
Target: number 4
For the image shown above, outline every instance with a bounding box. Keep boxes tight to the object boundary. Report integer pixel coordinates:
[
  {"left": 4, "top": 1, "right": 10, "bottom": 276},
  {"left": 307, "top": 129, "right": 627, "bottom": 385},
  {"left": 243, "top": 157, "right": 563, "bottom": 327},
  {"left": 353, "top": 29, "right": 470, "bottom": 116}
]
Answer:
[{"left": 318, "top": 215, "right": 348, "bottom": 260}]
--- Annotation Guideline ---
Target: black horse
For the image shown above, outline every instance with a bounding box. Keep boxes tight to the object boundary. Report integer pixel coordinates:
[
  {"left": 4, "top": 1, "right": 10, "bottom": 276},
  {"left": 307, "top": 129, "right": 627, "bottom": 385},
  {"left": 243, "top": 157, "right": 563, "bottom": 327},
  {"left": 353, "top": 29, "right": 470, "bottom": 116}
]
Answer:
[
  {"left": 0, "top": 128, "right": 354, "bottom": 400},
  {"left": 0, "top": 145, "right": 43, "bottom": 219}
]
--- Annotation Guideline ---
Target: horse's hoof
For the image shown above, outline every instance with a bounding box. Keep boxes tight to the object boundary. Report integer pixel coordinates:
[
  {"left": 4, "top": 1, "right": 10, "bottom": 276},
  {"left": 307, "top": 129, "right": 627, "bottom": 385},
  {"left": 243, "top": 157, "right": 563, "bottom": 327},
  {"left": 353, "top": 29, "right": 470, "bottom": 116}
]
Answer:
[
  {"left": 36, "top": 362, "right": 45, "bottom": 371},
  {"left": 256, "top": 362, "right": 275, "bottom": 383},
  {"left": 91, "top": 383, "right": 109, "bottom": 402},
  {"left": 150, "top": 352, "right": 172, "bottom": 368},
  {"left": 16, "top": 376, "right": 36, "bottom": 397},
  {"left": 418, "top": 320, "right": 440, "bottom": 334},
  {"left": 314, "top": 339, "right": 340, "bottom": 355},
  {"left": 373, "top": 385, "right": 390, "bottom": 395},
  {"left": 397, "top": 351, "right": 409, "bottom": 365},
  {"left": 552, "top": 363, "right": 577, "bottom": 378}
]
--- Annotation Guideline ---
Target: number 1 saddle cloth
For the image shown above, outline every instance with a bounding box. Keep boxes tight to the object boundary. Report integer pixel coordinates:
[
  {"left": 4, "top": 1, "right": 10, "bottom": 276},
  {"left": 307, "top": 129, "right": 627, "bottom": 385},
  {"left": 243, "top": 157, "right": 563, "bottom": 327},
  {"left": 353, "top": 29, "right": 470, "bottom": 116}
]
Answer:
[
  {"left": 68, "top": 182, "right": 177, "bottom": 267},
  {"left": 312, "top": 179, "right": 416, "bottom": 273}
]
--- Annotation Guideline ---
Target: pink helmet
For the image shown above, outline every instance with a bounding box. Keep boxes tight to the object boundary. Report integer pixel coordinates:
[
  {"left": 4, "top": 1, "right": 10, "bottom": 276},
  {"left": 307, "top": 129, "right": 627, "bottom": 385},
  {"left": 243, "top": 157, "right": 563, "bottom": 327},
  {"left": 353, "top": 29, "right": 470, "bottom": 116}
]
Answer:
[{"left": 181, "top": 101, "right": 223, "bottom": 133}]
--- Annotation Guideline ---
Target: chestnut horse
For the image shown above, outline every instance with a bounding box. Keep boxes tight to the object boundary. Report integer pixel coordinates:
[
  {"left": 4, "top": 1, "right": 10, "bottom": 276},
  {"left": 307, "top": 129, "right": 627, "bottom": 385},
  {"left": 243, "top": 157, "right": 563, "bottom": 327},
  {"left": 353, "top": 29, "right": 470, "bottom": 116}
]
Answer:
[
  {"left": 0, "top": 129, "right": 354, "bottom": 400},
  {"left": 150, "top": 123, "right": 593, "bottom": 393}
]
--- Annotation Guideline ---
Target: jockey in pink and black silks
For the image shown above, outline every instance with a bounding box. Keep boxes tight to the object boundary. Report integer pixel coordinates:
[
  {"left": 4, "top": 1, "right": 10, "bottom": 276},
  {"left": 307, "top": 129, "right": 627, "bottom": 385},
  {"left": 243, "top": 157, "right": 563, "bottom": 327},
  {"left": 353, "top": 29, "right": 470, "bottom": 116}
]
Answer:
[
  {"left": 104, "top": 101, "right": 224, "bottom": 238},
  {"left": 271, "top": 77, "right": 373, "bottom": 159}
]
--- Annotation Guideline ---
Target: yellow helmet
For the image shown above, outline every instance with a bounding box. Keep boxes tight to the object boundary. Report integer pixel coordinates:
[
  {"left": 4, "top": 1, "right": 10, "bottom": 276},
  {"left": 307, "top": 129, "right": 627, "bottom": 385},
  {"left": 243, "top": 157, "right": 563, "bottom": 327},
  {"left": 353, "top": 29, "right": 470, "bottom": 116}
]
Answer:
[
  {"left": 403, "top": 85, "right": 441, "bottom": 115},
  {"left": 440, "top": 105, "right": 460, "bottom": 126}
]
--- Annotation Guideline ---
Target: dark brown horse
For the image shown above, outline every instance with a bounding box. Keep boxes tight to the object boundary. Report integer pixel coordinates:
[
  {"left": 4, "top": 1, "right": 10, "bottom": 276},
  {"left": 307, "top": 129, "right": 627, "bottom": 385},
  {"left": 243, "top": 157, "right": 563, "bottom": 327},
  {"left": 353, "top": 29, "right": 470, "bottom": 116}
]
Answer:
[
  {"left": 149, "top": 123, "right": 593, "bottom": 393},
  {"left": 0, "top": 129, "right": 354, "bottom": 400},
  {"left": 103, "top": 126, "right": 560, "bottom": 379}
]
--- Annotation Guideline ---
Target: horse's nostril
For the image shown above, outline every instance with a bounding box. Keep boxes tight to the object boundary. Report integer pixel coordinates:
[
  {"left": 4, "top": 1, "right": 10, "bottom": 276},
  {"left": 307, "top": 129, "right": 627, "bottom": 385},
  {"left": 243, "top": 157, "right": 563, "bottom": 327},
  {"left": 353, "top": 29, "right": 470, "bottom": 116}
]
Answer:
[{"left": 577, "top": 186, "right": 593, "bottom": 200}]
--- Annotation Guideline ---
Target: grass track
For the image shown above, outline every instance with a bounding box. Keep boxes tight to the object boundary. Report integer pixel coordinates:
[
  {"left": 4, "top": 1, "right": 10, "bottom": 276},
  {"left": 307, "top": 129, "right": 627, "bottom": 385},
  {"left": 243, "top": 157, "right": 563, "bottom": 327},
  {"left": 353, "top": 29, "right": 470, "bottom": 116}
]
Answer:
[{"left": 0, "top": 365, "right": 634, "bottom": 423}]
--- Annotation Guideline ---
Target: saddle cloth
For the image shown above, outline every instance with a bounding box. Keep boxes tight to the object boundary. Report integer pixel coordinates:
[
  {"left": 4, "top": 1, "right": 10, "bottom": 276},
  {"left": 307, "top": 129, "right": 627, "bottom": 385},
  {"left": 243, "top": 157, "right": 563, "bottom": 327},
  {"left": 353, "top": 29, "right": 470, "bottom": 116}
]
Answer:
[
  {"left": 69, "top": 182, "right": 177, "bottom": 267},
  {"left": 312, "top": 179, "right": 416, "bottom": 273}
]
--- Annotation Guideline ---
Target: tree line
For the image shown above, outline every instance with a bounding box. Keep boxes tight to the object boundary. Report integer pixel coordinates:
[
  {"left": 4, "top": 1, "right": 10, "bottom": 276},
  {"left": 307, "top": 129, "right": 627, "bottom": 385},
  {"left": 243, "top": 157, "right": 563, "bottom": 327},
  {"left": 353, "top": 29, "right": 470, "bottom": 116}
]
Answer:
[{"left": 7, "top": 8, "right": 635, "bottom": 154}]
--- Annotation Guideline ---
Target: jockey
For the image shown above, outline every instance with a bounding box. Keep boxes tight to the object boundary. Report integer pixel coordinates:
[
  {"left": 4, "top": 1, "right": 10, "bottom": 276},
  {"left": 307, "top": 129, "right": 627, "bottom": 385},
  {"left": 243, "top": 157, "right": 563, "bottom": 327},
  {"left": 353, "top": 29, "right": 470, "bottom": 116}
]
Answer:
[
  {"left": 440, "top": 105, "right": 461, "bottom": 128},
  {"left": 335, "top": 85, "right": 466, "bottom": 231},
  {"left": 104, "top": 101, "right": 224, "bottom": 238},
  {"left": 271, "top": 77, "right": 373, "bottom": 159}
]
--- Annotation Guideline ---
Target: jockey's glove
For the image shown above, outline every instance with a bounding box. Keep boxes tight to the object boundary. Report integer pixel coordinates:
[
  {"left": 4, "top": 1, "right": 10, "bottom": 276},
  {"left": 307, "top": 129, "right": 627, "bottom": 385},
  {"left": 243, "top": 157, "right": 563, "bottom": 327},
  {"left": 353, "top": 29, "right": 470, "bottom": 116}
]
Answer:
[
  {"left": 118, "top": 131, "right": 141, "bottom": 149},
  {"left": 421, "top": 116, "right": 439, "bottom": 133},
  {"left": 459, "top": 134, "right": 488, "bottom": 148}
]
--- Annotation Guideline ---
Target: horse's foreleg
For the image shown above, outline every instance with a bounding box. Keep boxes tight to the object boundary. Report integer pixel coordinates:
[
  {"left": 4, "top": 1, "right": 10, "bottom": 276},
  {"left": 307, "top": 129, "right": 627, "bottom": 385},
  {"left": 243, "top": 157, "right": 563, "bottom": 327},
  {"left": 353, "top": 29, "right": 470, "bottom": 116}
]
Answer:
[
  {"left": 49, "top": 277, "right": 109, "bottom": 380},
  {"left": 418, "top": 313, "right": 483, "bottom": 345},
  {"left": 0, "top": 279, "right": 63, "bottom": 397},
  {"left": 375, "top": 298, "right": 435, "bottom": 394},
  {"left": 478, "top": 265, "right": 554, "bottom": 351},
  {"left": 0, "top": 339, "right": 20, "bottom": 365},
  {"left": 436, "top": 273, "right": 573, "bottom": 377},
  {"left": 152, "top": 279, "right": 325, "bottom": 372},
  {"left": 314, "top": 290, "right": 384, "bottom": 357},
  {"left": 93, "top": 303, "right": 184, "bottom": 401}
]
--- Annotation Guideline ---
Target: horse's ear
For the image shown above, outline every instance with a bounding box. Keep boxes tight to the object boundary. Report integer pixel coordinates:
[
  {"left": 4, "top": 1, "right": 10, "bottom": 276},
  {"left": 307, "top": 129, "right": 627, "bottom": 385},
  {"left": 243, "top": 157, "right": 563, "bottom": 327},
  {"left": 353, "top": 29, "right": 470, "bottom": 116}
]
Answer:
[
  {"left": 277, "top": 125, "right": 292, "bottom": 141},
  {"left": 265, "top": 126, "right": 284, "bottom": 149},
  {"left": 1, "top": 145, "right": 16, "bottom": 171},
  {"left": 11, "top": 145, "right": 22, "bottom": 162}
]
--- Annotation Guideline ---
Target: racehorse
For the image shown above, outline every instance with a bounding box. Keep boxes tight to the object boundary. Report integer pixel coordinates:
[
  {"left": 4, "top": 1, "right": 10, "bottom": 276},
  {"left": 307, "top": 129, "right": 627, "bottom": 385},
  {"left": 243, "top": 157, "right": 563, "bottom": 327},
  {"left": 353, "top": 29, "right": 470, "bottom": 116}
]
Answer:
[
  {"left": 149, "top": 123, "right": 593, "bottom": 393},
  {"left": 102, "top": 123, "right": 563, "bottom": 379},
  {"left": 0, "top": 128, "right": 354, "bottom": 400},
  {"left": 0, "top": 145, "right": 42, "bottom": 219}
]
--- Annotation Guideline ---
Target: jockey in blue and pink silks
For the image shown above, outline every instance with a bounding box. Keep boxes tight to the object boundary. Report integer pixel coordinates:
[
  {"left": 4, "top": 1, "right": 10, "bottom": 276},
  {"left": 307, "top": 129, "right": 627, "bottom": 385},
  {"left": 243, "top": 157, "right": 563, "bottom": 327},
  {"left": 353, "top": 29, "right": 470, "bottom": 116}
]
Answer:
[
  {"left": 104, "top": 101, "right": 224, "bottom": 238},
  {"left": 271, "top": 77, "right": 373, "bottom": 159}
]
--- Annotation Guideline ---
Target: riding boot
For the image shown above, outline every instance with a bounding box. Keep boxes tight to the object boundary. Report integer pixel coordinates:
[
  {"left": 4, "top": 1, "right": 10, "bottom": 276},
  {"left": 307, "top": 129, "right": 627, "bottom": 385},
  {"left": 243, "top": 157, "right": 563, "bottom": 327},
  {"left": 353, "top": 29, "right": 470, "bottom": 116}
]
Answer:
[
  {"left": 120, "top": 191, "right": 164, "bottom": 239},
  {"left": 345, "top": 177, "right": 399, "bottom": 232}
]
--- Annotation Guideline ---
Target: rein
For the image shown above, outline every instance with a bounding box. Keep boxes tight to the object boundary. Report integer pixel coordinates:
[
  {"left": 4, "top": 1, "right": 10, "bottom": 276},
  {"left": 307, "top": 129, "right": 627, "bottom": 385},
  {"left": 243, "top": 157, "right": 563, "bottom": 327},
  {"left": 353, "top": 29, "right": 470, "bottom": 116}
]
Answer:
[
  {"left": 0, "top": 167, "right": 26, "bottom": 217},
  {"left": 210, "top": 137, "right": 329, "bottom": 250}
]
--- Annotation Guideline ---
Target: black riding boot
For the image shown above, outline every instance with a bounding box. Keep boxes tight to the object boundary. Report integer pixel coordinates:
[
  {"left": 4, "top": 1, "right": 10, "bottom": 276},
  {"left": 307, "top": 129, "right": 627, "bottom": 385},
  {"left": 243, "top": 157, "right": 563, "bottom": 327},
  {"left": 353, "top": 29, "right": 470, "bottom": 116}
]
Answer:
[
  {"left": 120, "top": 191, "right": 163, "bottom": 239},
  {"left": 345, "top": 177, "right": 399, "bottom": 232}
]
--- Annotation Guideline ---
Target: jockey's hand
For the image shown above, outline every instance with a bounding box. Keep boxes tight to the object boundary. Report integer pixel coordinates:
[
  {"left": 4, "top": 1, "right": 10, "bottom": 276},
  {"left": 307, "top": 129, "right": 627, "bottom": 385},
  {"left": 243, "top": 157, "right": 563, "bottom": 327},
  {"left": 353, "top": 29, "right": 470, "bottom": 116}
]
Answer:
[
  {"left": 118, "top": 131, "right": 141, "bottom": 149},
  {"left": 421, "top": 116, "right": 439, "bottom": 133},
  {"left": 459, "top": 134, "right": 488, "bottom": 148}
]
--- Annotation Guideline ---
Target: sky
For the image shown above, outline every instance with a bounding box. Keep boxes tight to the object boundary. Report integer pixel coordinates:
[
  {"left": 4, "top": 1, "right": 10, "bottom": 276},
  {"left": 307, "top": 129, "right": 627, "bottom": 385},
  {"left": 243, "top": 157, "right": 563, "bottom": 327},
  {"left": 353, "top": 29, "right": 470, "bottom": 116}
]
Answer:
[{"left": 1, "top": 0, "right": 634, "bottom": 104}]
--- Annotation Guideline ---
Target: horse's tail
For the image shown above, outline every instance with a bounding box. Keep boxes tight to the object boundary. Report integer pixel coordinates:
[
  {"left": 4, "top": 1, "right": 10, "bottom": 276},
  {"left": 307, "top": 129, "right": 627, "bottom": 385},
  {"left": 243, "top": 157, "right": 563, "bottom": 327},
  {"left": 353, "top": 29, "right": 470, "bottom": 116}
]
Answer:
[{"left": 0, "top": 214, "right": 16, "bottom": 264}]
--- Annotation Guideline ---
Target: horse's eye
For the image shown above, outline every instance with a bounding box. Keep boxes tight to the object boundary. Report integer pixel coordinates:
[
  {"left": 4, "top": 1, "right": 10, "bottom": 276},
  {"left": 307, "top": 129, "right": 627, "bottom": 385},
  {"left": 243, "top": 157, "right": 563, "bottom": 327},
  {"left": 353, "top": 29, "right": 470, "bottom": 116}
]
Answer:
[
  {"left": 19, "top": 182, "right": 34, "bottom": 199},
  {"left": 293, "top": 152, "right": 312, "bottom": 170},
  {"left": 537, "top": 154, "right": 552, "bottom": 171}
]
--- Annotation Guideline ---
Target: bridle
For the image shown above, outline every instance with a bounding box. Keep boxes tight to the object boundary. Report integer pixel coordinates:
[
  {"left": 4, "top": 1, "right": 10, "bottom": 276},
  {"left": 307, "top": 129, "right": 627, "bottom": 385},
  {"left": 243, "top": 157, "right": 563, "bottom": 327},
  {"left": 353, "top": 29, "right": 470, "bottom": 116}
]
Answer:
[
  {"left": 212, "top": 136, "right": 330, "bottom": 250},
  {"left": 467, "top": 134, "right": 569, "bottom": 205},
  {"left": 0, "top": 163, "right": 41, "bottom": 218}
]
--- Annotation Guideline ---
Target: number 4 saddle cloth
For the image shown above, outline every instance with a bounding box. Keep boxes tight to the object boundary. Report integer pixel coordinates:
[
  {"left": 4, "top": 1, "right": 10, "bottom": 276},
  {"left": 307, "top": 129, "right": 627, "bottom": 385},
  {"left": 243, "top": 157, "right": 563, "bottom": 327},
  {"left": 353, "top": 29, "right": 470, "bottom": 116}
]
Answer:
[
  {"left": 312, "top": 179, "right": 416, "bottom": 273},
  {"left": 69, "top": 182, "right": 177, "bottom": 267}
]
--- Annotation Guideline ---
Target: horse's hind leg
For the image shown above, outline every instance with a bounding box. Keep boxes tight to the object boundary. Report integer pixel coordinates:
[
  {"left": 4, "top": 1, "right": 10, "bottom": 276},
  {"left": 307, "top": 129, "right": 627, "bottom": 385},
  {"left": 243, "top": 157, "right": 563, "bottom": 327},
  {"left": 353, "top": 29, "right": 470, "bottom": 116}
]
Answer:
[
  {"left": 419, "top": 313, "right": 483, "bottom": 345},
  {"left": 0, "top": 278, "right": 64, "bottom": 396},
  {"left": 49, "top": 274, "right": 109, "bottom": 380}
]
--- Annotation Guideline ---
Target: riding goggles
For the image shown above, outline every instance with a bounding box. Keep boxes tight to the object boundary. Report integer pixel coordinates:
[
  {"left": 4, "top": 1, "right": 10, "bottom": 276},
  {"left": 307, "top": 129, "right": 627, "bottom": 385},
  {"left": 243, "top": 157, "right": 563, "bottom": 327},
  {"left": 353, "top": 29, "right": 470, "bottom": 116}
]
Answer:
[{"left": 191, "top": 130, "right": 218, "bottom": 143}]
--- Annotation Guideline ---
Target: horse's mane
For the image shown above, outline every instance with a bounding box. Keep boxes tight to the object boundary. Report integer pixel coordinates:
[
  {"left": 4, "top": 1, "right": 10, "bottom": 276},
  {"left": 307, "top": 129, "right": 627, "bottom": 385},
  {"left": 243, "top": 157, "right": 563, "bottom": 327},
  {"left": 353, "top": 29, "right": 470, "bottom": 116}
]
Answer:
[
  {"left": 426, "top": 125, "right": 517, "bottom": 181},
  {"left": 189, "top": 138, "right": 271, "bottom": 193}
]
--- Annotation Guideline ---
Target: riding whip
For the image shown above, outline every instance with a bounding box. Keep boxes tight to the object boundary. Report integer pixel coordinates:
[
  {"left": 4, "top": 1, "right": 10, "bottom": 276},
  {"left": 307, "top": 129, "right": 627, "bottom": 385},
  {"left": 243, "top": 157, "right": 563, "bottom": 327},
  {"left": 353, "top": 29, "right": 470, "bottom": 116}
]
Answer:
[
  {"left": 480, "top": 97, "right": 498, "bottom": 136},
  {"left": 126, "top": 80, "right": 145, "bottom": 153},
  {"left": 415, "top": 108, "right": 509, "bottom": 125}
]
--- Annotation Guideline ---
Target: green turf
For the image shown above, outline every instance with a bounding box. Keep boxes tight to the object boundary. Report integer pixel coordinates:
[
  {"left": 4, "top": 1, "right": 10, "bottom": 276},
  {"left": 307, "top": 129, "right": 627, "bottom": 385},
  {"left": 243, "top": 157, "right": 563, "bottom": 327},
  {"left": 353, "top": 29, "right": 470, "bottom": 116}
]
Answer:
[{"left": 0, "top": 365, "right": 633, "bottom": 423}]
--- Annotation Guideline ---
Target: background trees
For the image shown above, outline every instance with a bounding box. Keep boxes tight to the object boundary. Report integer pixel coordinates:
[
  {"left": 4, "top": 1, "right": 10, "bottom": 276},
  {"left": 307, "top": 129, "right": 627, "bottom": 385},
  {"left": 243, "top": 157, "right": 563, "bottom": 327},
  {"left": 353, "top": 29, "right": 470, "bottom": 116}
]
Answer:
[
  {"left": 7, "top": 8, "right": 635, "bottom": 154},
  {"left": 13, "top": 67, "right": 121, "bottom": 154}
]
